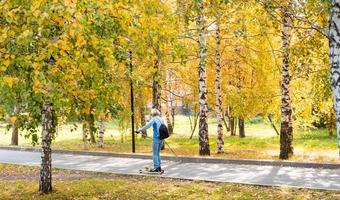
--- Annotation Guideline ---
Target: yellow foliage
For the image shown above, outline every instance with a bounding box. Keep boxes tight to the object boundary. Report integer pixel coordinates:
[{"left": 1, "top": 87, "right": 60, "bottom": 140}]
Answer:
[
  {"left": 91, "top": 37, "right": 99, "bottom": 46},
  {"left": 9, "top": 116, "right": 17, "bottom": 123},
  {"left": 2, "top": 60, "right": 11, "bottom": 67},
  {"left": 98, "top": 112, "right": 105, "bottom": 120},
  {"left": 4, "top": 76, "right": 18, "bottom": 88},
  {"left": 88, "top": 89, "right": 97, "bottom": 100},
  {"left": 32, "top": 10, "right": 41, "bottom": 18},
  {"left": 33, "top": 80, "right": 42, "bottom": 88},
  {"left": 32, "top": 63, "right": 41, "bottom": 70},
  {"left": 83, "top": 107, "right": 91, "bottom": 115},
  {"left": 76, "top": 34, "right": 86, "bottom": 47},
  {"left": 49, "top": 67, "right": 59, "bottom": 74}
]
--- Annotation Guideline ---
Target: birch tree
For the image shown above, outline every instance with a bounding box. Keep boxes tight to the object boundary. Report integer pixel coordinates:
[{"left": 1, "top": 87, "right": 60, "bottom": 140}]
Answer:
[
  {"left": 195, "top": 0, "right": 210, "bottom": 155},
  {"left": 215, "top": 19, "right": 224, "bottom": 153},
  {"left": 279, "top": 2, "right": 294, "bottom": 159},
  {"left": 329, "top": 0, "right": 340, "bottom": 154}
]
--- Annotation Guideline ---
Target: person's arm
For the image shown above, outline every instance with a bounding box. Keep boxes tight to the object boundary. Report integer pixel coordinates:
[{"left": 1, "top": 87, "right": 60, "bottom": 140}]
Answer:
[{"left": 138, "top": 118, "right": 154, "bottom": 132}]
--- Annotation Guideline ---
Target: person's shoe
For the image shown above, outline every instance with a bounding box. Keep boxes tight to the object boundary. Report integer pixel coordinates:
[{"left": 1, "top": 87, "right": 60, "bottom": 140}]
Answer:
[{"left": 149, "top": 167, "right": 162, "bottom": 172}]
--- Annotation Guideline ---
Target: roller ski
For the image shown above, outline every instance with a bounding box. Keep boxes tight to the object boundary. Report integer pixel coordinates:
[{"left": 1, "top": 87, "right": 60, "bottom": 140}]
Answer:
[{"left": 139, "top": 167, "right": 164, "bottom": 175}]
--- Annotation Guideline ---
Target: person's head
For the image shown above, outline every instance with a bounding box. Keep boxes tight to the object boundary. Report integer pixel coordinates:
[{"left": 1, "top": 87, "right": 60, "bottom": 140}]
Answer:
[{"left": 150, "top": 108, "right": 160, "bottom": 117}]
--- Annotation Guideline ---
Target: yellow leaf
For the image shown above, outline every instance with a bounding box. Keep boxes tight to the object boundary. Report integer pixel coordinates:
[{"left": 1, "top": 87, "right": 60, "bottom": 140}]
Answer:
[
  {"left": 32, "top": 63, "right": 41, "bottom": 70},
  {"left": 9, "top": 116, "right": 17, "bottom": 123},
  {"left": 98, "top": 112, "right": 105, "bottom": 120},
  {"left": 91, "top": 37, "right": 99, "bottom": 46},
  {"left": 76, "top": 35, "right": 86, "bottom": 47},
  {"left": 4, "top": 76, "right": 18, "bottom": 88},
  {"left": 33, "top": 10, "right": 41, "bottom": 17}
]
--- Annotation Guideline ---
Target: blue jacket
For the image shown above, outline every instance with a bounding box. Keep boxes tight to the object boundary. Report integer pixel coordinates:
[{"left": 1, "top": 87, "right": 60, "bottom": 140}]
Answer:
[{"left": 139, "top": 116, "right": 164, "bottom": 140}]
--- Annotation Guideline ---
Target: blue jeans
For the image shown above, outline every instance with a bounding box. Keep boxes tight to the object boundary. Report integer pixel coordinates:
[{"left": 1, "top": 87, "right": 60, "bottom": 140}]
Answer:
[{"left": 152, "top": 139, "right": 163, "bottom": 169}]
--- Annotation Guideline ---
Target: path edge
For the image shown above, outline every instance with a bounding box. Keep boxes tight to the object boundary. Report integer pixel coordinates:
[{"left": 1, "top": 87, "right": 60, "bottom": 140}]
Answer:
[{"left": 1, "top": 146, "right": 339, "bottom": 169}]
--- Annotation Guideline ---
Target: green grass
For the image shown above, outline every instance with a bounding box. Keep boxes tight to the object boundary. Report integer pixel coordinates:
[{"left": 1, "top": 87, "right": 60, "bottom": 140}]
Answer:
[
  {"left": 0, "top": 115, "right": 339, "bottom": 162},
  {"left": 0, "top": 164, "right": 339, "bottom": 200}
]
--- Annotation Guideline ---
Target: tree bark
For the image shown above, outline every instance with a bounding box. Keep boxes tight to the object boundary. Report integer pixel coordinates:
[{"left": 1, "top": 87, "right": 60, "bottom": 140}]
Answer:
[
  {"left": 268, "top": 114, "right": 280, "bottom": 136},
  {"left": 11, "top": 125, "right": 18, "bottom": 146},
  {"left": 10, "top": 105, "right": 20, "bottom": 146},
  {"left": 330, "top": 1, "right": 340, "bottom": 151},
  {"left": 215, "top": 20, "right": 224, "bottom": 154},
  {"left": 279, "top": 5, "right": 294, "bottom": 160},
  {"left": 130, "top": 50, "right": 136, "bottom": 153},
  {"left": 165, "top": 70, "right": 174, "bottom": 135},
  {"left": 223, "top": 107, "right": 231, "bottom": 132},
  {"left": 165, "top": 109, "right": 174, "bottom": 135},
  {"left": 39, "top": 102, "right": 53, "bottom": 193},
  {"left": 153, "top": 52, "right": 162, "bottom": 111},
  {"left": 327, "top": 108, "right": 335, "bottom": 136},
  {"left": 82, "top": 122, "right": 89, "bottom": 150},
  {"left": 230, "top": 117, "right": 236, "bottom": 136},
  {"left": 239, "top": 117, "right": 245, "bottom": 138},
  {"left": 196, "top": 0, "right": 210, "bottom": 155},
  {"left": 98, "top": 118, "right": 104, "bottom": 148},
  {"left": 89, "top": 112, "right": 96, "bottom": 144},
  {"left": 189, "top": 111, "right": 199, "bottom": 139},
  {"left": 139, "top": 105, "right": 147, "bottom": 138}
]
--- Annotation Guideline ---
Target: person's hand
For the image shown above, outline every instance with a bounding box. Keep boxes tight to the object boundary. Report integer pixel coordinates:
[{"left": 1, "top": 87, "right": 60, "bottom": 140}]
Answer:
[{"left": 136, "top": 128, "right": 142, "bottom": 133}]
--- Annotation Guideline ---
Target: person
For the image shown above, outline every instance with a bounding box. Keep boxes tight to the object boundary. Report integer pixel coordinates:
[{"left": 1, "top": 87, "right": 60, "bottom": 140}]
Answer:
[{"left": 137, "top": 108, "right": 164, "bottom": 172}]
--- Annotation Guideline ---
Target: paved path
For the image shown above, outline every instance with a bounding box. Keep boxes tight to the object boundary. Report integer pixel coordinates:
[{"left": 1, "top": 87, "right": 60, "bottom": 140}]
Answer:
[{"left": 0, "top": 149, "right": 340, "bottom": 191}]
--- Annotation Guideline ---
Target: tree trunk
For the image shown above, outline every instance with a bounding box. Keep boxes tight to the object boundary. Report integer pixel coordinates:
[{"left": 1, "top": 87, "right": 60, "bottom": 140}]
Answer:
[
  {"left": 165, "top": 69, "right": 174, "bottom": 135},
  {"left": 268, "top": 114, "right": 280, "bottom": 136},
  {"left": 139, "top": 105, "right": 147, "bottom": 138},
  {"left": 165, "top": 109, "right": 174, "bottom": 135},
  {"left": 215, "top": 20, "right": 224, "bottom": 154},
  {"left": 223, "top": 107, "right": 230, "bottom": 132},
  {"left": 89, "top": 112, "right": 96, "bottom": 144},
  {"left": 189, "top": 111, "right": 199, "bottom": 139},
  {"left": 130, "top": 50, "right": 136, "bottom": 153},
  {"left": 39, "top": 102, "right": 53, "bottom": 193},
  {"left": 279, "top": 5, "right": 294, "bottom": 160},
  {"left": 171, "top": 107, "right": 175, "bottom": 132},
  {"left": 327, "top": 108, "right": 335, "bottom": 136},
  {"left": 330, "top": 1, "right": 340, "bottom": 151},
  {"left": 196, "top": 0, "right": 210, "bottom": 156},
  {"left": 239, "top": 117, "right": 245, "bottom": 138},
  {"left": 11, "top": 106, "right": 20, "bottom": 146},
  {"left": 82, "top": 122, "right": 89, "bottom": 150},
  {"left": 98, "top": 118, "right": 104, "bottom": 148},
  {"left": 230, "top": 117, "right": 236, "bottom": 136},
  {"left": 153, "top": 56, "right": 162, "bottom": 111},
  {"left": 11, "top": 125, "right": 18, "bottom": 146}
]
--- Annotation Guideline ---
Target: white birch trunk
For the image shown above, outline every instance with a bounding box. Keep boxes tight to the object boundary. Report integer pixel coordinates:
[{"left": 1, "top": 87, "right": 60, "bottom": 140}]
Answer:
[
  {"left": 165, "top": 70, "right": 174, "bottom": 135},
  {"left": 98, "top": 119, "right": 104, "bottom": 148},
  {"left": 39, "top": 102, "right": 53, "bottom": 193},
  {"left": 196, "top": 0, "right": 210, "bottom": 155},
  {"left": 279, "top": 5, "right": 294, "bottom": 159},
  {"left": 82, "top": 122, "right": 89, "bottom": 150},
  {"left": 153, "top": 48, "right": 162, "bottom": 111},
  {"left": 215, "top": 20, "right": 224, "bottom": 154},
  {"left": 329, "top": 1, "right": 340, "bottom": 152}
]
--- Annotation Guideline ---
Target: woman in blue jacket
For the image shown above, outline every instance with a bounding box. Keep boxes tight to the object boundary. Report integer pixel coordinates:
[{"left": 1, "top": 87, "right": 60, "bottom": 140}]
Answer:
[{"left": 137, "top": 108, "right": 164, "bottom": 172}]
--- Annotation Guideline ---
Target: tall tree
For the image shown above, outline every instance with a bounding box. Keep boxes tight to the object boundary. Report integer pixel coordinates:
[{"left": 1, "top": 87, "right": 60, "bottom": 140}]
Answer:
[
  {"left": 215, "top": 19, "right": 224, "bottom": 153},
  {"left": 329, "top": 0, "right": 340, "bottom": 154},
  {"left": 10, "top": 106, "right": 20, "bottom": 145},
  {"left": 195, "top": 0, "right": 210, "bottom": 155},
  {"left": 153, "top": 47, "right": 162, "bottom": 111},
  {"left": 39, "top": 102, "right": 53, "bottom": 193},
  {"left": 279, "top": 2, "right": 294, "bottom": 159}
]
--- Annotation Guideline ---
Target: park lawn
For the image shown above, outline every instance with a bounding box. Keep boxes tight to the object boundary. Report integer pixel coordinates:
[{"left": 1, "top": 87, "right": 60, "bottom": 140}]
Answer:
[
  {"left": 0, "top": 115, "right": 339, "bottom": 163},
  {"left": 0, "top": 164, "right": 339, "bottom": 200}
]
